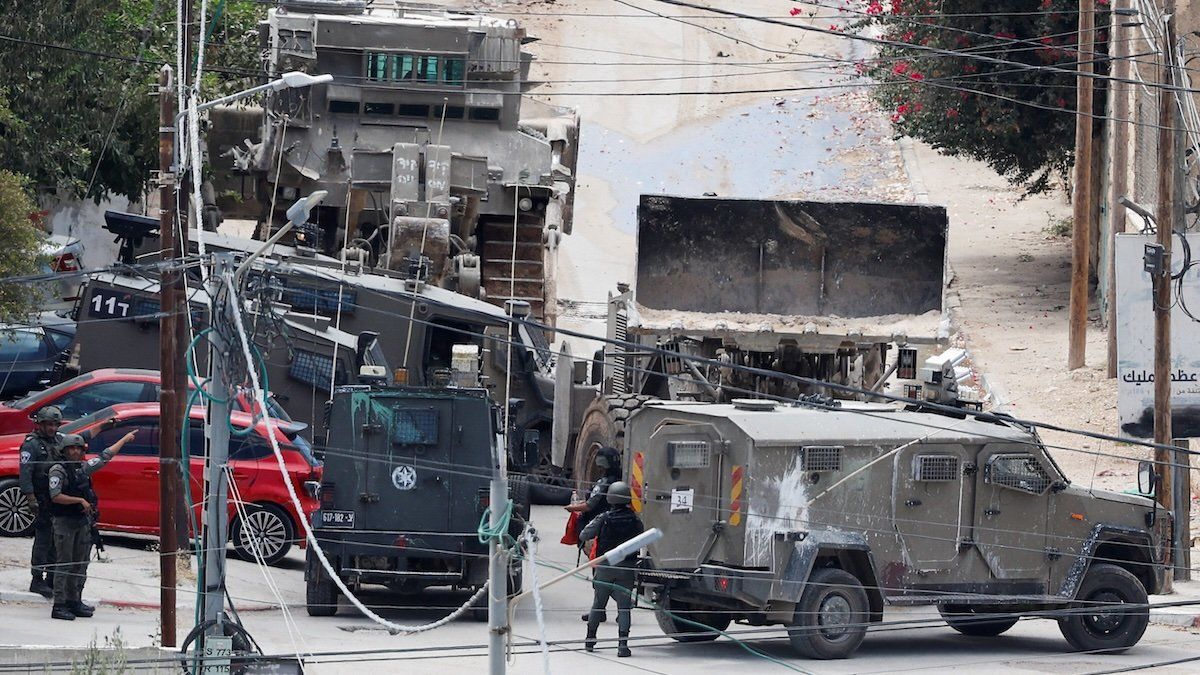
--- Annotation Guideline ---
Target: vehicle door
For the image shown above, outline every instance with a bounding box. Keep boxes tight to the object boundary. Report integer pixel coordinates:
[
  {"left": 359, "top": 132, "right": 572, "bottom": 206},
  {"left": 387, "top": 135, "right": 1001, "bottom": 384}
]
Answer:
[
  {"left": 357, "top": 398, "right": 454, "bottom": 533},
  {"left": 55, "top": 381, "right": 156, "bottom": 422},
  {"left": 973, "top": 444, "right": 1053, "bottom": 587},
  {"left": 0, "top": 328, "right": 52, "bottom": 397},
  {"left": 641, "top": 423, "right": 726, "bottom": 569},
  {"left": 87, "top": 419, "right": 161, "bottom": 531},
  {"left": 892, "top": 443, "right": 974, "bottom": 571}
]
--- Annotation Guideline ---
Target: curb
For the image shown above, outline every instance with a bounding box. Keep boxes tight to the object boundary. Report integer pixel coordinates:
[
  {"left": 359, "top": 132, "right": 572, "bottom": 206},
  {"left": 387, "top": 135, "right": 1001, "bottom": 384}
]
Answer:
[
  {"left": 0, "top": 589, "right": 287, "bottom": 613},
  {"left": 1149, "top": 609, "right": 1200, "bottom": 628}
]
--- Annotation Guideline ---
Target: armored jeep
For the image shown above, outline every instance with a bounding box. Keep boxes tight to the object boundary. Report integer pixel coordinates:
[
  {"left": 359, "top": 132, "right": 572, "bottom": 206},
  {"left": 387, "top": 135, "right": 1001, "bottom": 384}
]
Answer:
[
  {"left": 626, "top": 399, "right": 1168, "bottom": 659},
  {"left": 306, "top": 383, "right": 528, "bottom": 618}
]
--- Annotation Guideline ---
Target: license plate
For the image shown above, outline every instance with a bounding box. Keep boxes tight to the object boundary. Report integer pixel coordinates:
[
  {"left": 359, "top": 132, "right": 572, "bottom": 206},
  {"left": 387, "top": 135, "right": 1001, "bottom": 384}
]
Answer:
[{"left": 320, "top": 510, "right": 355, "bottom": 528}]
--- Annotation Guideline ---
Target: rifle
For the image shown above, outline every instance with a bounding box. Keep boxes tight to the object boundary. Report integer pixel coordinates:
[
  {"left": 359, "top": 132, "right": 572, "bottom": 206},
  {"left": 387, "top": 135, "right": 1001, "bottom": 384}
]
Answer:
[{"left": 89, "top": 508, "right": 105, "bottom": 560}]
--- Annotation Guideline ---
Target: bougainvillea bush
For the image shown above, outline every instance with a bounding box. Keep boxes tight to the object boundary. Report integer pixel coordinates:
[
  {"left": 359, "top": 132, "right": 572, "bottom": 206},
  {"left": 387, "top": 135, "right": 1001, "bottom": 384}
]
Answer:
[{"left": 846, "top": 0, "right": 1108, "bottom": 194}]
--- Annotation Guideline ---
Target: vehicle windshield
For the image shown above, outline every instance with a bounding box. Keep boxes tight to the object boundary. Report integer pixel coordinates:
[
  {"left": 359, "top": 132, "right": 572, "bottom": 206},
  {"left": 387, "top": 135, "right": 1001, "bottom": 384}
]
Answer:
[{"left": 8, "top": 374, "right": 95, "bottom": 409}]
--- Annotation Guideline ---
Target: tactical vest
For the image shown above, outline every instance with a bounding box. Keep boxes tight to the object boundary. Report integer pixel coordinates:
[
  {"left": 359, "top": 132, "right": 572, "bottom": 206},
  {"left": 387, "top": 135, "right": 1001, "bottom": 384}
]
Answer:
[
  {"left": 49, "top": 462, "right": 94, "bottom": 519},
  {"left": 595, "top": 507, "right": 643, "bottom": 565},
  {"left": 23, "top": 433, "right": 58, "bottom": 499}
]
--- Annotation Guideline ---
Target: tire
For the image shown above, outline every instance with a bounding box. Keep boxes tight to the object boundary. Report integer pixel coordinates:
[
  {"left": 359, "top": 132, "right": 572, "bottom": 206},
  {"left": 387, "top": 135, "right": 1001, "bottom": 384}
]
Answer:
[
  {"left": 571, "top": 394, "right": 655, "bottom": 491},
  {"left": 305, "top": 546, "right": 338, "bottom": 617},
  {"left": 788, "top": 567, "right": 869, "bottom": 660},
  {"left": 1058, "top": 563, "right": 1149, "bottom": 654},
  {"left": 938, "top": 605, "right": 1020, "bottom": 637},
  {"left": 653, "top": 592, "right": 731, "bottom": 643},
  {"left": 231, "top": 503, "right": 294, "bottom": 566},
  {"left": 0, "top": 479, "right": 36, "bottom": 537}
]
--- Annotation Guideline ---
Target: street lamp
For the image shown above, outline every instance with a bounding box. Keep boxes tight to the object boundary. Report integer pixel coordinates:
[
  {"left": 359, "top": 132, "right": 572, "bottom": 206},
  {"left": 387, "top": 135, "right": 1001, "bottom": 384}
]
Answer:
[{"left": 234, "top": 189, "right": 328, "bottom": 288}]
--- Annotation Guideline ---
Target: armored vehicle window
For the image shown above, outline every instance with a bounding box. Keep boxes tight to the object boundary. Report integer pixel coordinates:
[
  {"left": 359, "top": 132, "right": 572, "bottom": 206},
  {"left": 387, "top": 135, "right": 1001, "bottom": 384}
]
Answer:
[
  {"left": 416, "top": 55, "right": 440, "bottom": 82},
  {"left": 397, "top": 104, "right": 430, "bottom": 118},
  {"left": 281, "top": 283, "right": 356, "bottom": 315},
  {"left": 392, "top": 408, "right": 438, "bottom": 446},
  {"left": 329, "top": 100, "right": 359, "bottom": 114},
  {"left": 289, "top": 349, "right": 344, "bottom": 392},
  {"left": 469, "top": 107, "right": 500, "bottom": 122},
  {"left": 667, "top": 441, "right": 710, "bottom": 469},
  {"left": 443, "top": 58, "right": 466, "bottom": 86},
  {"left": 914, "top": 454, "right": 959, "bottom": 481},
  {"left": 364, "top": 102, "right": 395, "bottom": 116},
  {"left": 367, "top": 52, "right": 390, "bottom": 81},
  {"left": 801, "top": 446, "right": 843, "bottom": 472},
  {"left": 986, "top": 454, "right": 1052, "bottom": 494}
]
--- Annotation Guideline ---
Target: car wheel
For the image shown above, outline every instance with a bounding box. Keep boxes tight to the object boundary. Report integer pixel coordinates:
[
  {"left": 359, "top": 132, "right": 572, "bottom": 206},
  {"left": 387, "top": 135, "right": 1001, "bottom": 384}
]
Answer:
[
  {"left": 231, "top": 503, "right": 294, "bottom": 566},
  {"left": 788, "top": 567, "right": 869, "bottom": 660},
  {"left": 1058, "top": 563, "right": 1149, "bottom": 654},
  {"left": 305, "top": 547, "right": 338, "bottom": 617},
  {"left": 653, "top": 591, "right": 731, "bottom": 643},
  {"left": 939, "top": 605, "right": 1020, "bottom": 637},
  {"left": 0, "top": 479, "right": 36, "bottom": 537}
]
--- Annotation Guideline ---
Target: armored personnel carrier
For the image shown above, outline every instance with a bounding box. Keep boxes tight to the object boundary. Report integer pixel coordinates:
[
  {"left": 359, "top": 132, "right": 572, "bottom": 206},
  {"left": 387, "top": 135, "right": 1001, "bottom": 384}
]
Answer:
[{"left": 626, "top": 398, "right": 1168, "bottom": 659}]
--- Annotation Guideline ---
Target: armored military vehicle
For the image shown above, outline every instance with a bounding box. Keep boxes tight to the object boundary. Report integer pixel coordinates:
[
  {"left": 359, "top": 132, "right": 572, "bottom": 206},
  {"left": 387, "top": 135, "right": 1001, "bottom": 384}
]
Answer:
[
  {"left": 625, "top": 398, "right": 1168, "bottom": 659},
  {"left": 215, "top": 0, "right": 579, "bottom": 325},
  {"left": 306, "top": 382, "right": 528, "bottom": 618}
]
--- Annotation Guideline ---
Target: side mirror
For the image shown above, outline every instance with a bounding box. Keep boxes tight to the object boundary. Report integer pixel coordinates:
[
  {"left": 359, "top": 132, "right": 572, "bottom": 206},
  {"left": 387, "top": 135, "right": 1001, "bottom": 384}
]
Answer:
[{"left": 1137, "top": 461, "right": 1157, "bottom": 496}]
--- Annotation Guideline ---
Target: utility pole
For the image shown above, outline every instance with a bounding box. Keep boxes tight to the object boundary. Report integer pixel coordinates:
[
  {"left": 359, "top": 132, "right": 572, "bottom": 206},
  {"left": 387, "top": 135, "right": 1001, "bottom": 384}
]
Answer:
[
  {"left": 489, "top": 301, "right": 524, "bottom": 675},
  {"left": 1153, "top": 5, "right": 1176, "bottom": 591},
  {"left": 1106, "top": 0, "right": 1132, "bottom": 378},
  {"left": 1068, "top": 0, "right": 1096, "bottom": 370},
  {"left": 156, "top": 64, "right": 180, "bottom": 649}
]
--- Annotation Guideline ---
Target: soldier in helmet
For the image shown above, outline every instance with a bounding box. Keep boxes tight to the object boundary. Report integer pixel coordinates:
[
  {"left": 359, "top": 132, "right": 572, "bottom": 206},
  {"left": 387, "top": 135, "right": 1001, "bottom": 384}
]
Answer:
[
  {"left": 46, "top": 430, "right": 136, "bottom": 620},
  {"left": 579, "top": 481, "right": 644, "bottom": 657},
  {"left": 566, "top": 446, "right": 623, "bottom": 534},
  {"left": 17, "top": 406, "right": 64, "bottom": 598}
]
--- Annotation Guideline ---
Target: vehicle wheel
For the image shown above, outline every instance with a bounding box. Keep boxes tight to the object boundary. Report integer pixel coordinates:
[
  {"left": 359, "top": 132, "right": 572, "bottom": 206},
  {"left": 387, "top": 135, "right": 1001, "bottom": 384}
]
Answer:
[
  {"left": 571, "top": 394, "right": 655, "bottom": 491},
  {"left": 231, "top": 503, "right": 294, "bottom": 566},
  {"left": 0, "top": 479, "right": 36, "bottom": 537},
  {"left": 938, "top": 605, "right": 1020, "bottom": 637},
  {"left": 653, "top": 591, "right": 731, "bottom": 643},
  {"left": 788, "top": 567, "right": 869, "bottom": 660},
  {"left": 1058, "top": 563, "right": 1149, "bottom": 654},
  {"left": 305, "top": 547, "right": 338, "bottom": 617}
]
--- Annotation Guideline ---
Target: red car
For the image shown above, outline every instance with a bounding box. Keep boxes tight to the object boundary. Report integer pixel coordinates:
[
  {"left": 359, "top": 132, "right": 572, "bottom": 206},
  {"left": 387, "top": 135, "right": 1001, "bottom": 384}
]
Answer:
[
  {"left": 0, "top": 403, "right": 319, "bottom": 565},
  {"left": 0, "top": 368, "right": 292, "bottom": 436}
]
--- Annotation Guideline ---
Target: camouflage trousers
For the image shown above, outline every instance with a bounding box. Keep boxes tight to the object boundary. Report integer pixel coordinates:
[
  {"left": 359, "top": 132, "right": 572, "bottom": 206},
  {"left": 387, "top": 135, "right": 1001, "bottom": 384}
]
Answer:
[{"left": 52, "top": 517, "right": 91, "bottom": 605}]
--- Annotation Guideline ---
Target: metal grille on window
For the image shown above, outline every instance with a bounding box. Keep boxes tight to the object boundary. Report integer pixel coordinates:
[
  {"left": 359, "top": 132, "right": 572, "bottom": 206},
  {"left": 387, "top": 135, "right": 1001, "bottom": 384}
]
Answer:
[
  {"left": 283, "top": 285, "right": 356, "bottom": 314},
  {"left": 802, "top": 446, "right": 842, "bottom": 472},
  {"left": 668, "top": 441, "right": 711, "bottom": 469},
  {"left": 132, "top": 297, "right": 159, "bottom": 320},
  {"left": 393, "top": 408, "right": 439, "bottom": 445},
  {"left": 988, "top": 455, "right": 1052, "bottom": 494},
  {"left": 289, "top": 349, "right": 334, "bottom": 392},
  {"left": 914, "top": 455, "right": 959, "bottom": 481}
]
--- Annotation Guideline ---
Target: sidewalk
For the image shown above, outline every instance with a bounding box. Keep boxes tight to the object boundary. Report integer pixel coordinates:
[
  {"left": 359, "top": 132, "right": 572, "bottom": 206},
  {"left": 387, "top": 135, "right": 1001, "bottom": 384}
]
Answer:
[{"left": 1150, "top": 579, "right": 1200, "bottom": 628}]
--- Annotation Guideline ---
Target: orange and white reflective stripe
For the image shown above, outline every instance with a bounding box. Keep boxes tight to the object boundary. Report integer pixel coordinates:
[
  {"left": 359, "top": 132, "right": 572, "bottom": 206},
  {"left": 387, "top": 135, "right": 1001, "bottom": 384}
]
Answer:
[
  {"left": 631, "top": 451, "right": 645, "bottom": 513},
  {"left": 729, "top": 465, "right": 744, "bottom": 526}
]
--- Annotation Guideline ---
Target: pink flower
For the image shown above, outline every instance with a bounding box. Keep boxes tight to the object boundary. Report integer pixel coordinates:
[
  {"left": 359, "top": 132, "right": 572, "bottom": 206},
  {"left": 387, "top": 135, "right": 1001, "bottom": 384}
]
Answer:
[
  {"left": 946, "top": 108, "right": 959, "bottom": 118},
  {"left": 789, "top": 7, "right": 803, "bottom": 16},
  {"left": 866, "top": 0, "right": 884, "bottom": 15}
]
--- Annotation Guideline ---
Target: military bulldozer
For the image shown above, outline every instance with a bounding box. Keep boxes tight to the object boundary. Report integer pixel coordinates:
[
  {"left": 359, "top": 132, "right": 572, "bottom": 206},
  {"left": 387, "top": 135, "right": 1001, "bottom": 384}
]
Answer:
[
  {"left": 556, "top": 195, "right": 953, "bottom": 489},
  {"left": 211, "top": 0, "right": 579, "bottom": 325}
]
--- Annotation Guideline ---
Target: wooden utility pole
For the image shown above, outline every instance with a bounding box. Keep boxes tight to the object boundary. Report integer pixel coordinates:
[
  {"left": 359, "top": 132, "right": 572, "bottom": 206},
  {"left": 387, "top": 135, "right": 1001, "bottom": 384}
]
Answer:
[
  {"left": 157, "top": 65, "right": 180, "bottom": 648},
  {"left": 1069, "top": 0, "right": 1096, "bottom": 370},
  {"left": 1106, "top": 0, "right": 1132, "bottom": 378},
  {"left": 1153, "top": 6, "right": 1176, "bottom": 590}
]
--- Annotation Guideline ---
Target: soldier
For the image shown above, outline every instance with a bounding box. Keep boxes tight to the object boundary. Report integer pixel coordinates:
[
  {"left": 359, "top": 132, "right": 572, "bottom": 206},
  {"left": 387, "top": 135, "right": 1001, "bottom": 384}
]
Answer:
[
  {"left": 46, "top": 430, "right": 136, "bottom": 620},
  {"left": 17, "top": 406, "right": 64, "bottom": 598},
  {"left": 579, "top": 481, "right": 644, "bottom": 658},
  {"left": 565, "top": 445, "right": 623, "bottom": 622}
]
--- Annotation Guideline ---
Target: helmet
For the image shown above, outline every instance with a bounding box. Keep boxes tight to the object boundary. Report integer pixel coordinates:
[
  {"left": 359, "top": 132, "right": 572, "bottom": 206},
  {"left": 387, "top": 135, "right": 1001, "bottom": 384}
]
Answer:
[
  {"left": 606, "top": 481, "right": 632, "bottom": 507},
  {"left": 594, "top": 446, "right": 620, "bottom": 469},
  {"left": 33, "top": 406, "right": 63, "bottom": 424},
  {"left": 59, "top": 434, "right": 86, "bottom": 450}
]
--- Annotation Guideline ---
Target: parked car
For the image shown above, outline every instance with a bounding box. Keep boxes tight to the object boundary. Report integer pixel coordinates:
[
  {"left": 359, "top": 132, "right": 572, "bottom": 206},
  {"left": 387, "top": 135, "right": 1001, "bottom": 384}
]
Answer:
[
  {"left": 0, "top": 314, "right": 76, "bottom": 400},
  {"left": 0, "top": 402, "right": 318, "bottom": 565},
  {"left": 0, "top": 368, "right": 292, "bottom": 436},
  {"left": 40, "top": 234, "right": 86, "bottom": 311}
]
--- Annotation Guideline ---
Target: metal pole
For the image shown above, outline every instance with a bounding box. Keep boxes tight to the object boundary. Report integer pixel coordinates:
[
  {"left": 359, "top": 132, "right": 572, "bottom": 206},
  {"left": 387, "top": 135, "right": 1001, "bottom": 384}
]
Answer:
[
  {"left": 1068, "top": 0, "right": 1095, "bottom": 370},
  {"left": 1153, "top": 5, "right": 1176, "bottom": 593},
  {"left": 157, "top": 64, "right": 180, "bottom": 649},
  {"left": 490, "top": 304, "right": 521, "bottom": 675},
  {"left": 1106, "top": 0, "right": 1131, "bottom": 378},
  {"left": 201, "top": 254, "right": 235, "bottom": 639}
]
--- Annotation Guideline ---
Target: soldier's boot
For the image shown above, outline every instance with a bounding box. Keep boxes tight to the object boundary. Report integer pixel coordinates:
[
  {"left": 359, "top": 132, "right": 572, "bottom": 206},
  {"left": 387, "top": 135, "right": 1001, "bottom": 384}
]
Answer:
[
  {"left": 68, "top": 601, "right": 95, "bottom": 618},
  {"left": 29, "top": 576, "right": 53, "bottom": 599},
  {"left": 617, "top": 631, "right": 631, "bottom": 658},
  {"left": 585, "top": 612, "right": 601, "bottom": 652},
  {"left": 51, "top": 604, "right": 75, "bottom": 621}
]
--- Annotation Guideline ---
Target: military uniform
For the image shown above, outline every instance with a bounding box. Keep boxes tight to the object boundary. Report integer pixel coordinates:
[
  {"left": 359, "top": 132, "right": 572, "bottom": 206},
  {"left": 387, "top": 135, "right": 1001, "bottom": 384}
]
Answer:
[
  {"left": 580, "top": 482, "right": 644, "bottom": 658},
  {"left": 47, "top": 447, "right": 113, "bottom": 616},
  {"left": 17, "top": 429, "right": 62, "bottom": 593}
]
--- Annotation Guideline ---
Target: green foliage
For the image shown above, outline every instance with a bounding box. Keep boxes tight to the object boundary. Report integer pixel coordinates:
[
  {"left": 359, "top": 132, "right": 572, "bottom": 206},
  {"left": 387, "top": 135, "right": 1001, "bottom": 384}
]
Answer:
[
  {"left": 858, "top": 0, "right": 1108, "bottom": 194},
  {"left": 0, "top": 170, "right": 50, "bottom": 321},
  {"left": 1044, "top": 211, "right": 1072, "bottom": 237},
  {"left": 0, "top": 0, "right": 264, "bottom": 202}
]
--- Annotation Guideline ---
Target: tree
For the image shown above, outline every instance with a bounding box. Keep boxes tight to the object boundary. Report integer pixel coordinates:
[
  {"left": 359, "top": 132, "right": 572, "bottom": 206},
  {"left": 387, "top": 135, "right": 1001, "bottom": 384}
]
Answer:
[
  {"left": 856, "top": 0, "right": 1108, "bottom": 194},
  {"left": 0, "top": 170, "right": 50, "bottom": 322},
  {"left": 0, "top": 0, "right": 264, "bottom": 202}
]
